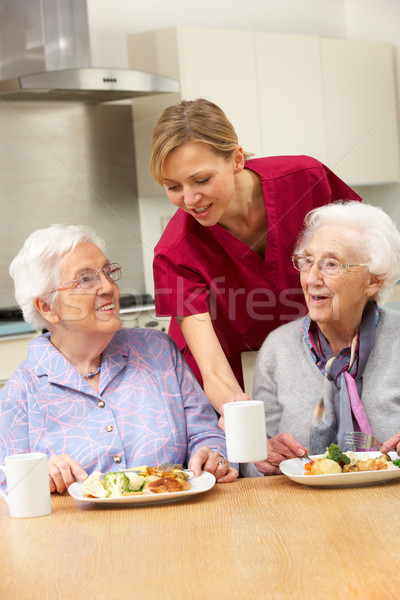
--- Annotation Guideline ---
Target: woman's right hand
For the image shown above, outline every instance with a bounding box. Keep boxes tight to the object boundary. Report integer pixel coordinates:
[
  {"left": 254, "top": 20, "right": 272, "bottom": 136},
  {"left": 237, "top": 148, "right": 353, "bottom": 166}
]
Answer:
[
  {"left": 48, "top": 454, "right": 88, "bottom": 493},
  {"left": 253, "top": 433, "right": 309, "bottom": 475}
]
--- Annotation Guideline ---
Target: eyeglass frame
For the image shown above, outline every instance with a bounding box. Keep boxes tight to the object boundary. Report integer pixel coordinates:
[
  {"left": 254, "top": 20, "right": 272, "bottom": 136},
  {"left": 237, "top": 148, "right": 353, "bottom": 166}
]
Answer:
[
  {"left": 49, "top": 263, "right": 122, "bottom": 292},
  {"left": 291, "top": 254, "right": 369, "bottom": 277}
]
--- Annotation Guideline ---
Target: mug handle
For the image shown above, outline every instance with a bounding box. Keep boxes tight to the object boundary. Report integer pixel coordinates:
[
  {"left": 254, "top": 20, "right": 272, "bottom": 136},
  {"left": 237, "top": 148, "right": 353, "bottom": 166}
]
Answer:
[{"left": 0, "top": 465, "right": 9, "bottom": 504}]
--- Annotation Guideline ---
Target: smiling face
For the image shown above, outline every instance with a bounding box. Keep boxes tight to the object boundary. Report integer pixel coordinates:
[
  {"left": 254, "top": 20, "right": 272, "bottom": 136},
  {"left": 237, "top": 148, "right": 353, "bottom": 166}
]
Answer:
[
  {"left": 300, "top": 225, "right": 382, "bottom": 348},
  {"left": 161, "top": 142, "right": 243, "bottom": 226},
  {"left": 45, "top": 241, "right": 122, "bottom": 343}
]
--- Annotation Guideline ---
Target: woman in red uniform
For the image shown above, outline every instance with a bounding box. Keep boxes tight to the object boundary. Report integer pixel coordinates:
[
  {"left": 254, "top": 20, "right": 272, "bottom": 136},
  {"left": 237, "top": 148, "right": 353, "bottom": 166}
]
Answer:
[{"left": 151, "top": 98, "right": 361, "bottom": 413}]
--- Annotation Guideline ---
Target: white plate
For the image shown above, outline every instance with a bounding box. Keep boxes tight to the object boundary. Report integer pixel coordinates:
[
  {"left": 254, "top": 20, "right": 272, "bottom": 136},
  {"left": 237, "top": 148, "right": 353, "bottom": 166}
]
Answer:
[
  {"left": 279, "top": 451, "right": 400, "bottom": 488},
  {"left": 68, "top": 470, "right": 216, "bottom": 506}
]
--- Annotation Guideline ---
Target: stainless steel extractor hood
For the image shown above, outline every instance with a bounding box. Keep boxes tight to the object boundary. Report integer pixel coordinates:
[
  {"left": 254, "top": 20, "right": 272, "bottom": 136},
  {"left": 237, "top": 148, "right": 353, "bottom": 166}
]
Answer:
[{"left": 0, "top": 0, "right": 179, "bottom": 102}]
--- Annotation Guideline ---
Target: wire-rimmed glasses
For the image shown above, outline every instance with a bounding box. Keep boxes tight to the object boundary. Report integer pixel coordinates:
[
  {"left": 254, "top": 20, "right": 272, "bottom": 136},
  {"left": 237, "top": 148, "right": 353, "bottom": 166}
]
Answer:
[
  {"left": 50, "top": 263, "right": 122, "bottom": 292},
  {"left": 291, "top": 255, "right": 368, "bottom": 277}
]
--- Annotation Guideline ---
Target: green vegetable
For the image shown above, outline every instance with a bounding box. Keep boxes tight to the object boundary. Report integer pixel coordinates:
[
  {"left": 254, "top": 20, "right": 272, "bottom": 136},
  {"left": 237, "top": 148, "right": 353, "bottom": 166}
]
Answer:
[
  {"left": 103, "top": 472, "right": 131, "bottom": 497},
  {"left": 392, "top": 459, "right": 400, "bottom": 468},
  {"left": 324, "top": 443, "right": 350, "bottom": 465}
]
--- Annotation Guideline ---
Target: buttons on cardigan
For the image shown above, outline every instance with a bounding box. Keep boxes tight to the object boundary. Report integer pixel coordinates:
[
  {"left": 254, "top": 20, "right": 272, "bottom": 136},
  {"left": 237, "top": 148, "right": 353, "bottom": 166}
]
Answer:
[
  {"left": 113, "top": 455, "right": 121, "bottom": 464},
  {"left": 97, "top": 400, "right": 105, "bottom": 408},
  {"left": 106, "top": 425, "right": 113, "bottom": 432}
]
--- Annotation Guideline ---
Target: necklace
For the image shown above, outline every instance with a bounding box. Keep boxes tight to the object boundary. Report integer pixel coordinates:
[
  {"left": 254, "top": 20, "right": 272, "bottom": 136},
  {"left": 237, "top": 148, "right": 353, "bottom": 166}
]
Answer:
[{"left": 85, "top": 366, "right": 101, "bottom": 379}]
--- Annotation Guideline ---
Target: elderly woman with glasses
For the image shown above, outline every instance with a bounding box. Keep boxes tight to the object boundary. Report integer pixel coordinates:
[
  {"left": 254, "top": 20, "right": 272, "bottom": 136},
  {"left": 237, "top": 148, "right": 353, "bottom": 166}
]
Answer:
[
  {"left": 241, "top": 201, "right": 400, "bottom": 476},
  {"left": 0, "top": 224, "right": 238, "bottom": 492}
]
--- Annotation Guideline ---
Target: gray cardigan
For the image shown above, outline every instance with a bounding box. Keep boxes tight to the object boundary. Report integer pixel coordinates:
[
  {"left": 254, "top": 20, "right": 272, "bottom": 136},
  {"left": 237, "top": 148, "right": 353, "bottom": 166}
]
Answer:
[{"left": 242, "top": 307, "right": 400, "bottom": 477}]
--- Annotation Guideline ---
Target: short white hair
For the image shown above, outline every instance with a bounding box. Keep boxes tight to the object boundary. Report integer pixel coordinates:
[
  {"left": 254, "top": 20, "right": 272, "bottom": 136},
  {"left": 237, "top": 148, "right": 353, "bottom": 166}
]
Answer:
[
  {"left": 295, "top": 201, "right": 400, "bottom": 306},
  {"left": 9, "top": 224, "right": 106, "bottom": 329}
]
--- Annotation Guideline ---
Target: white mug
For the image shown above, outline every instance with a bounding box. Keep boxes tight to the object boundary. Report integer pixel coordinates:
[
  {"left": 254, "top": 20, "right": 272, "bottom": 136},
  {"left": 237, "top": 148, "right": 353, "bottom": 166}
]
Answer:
[
  {"left": 0, "top": 452, "right": 51, "bottom": 518},
  {"left": 224, "top": 400, "right": 267, "bottom": 463}
]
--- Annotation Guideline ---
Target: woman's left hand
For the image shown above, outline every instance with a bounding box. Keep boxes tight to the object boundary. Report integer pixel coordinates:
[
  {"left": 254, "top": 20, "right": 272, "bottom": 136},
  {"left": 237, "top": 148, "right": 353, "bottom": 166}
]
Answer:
[
  {"left": 188, "top": 447, "right": 238, "bottom": 482},
  {"left": 380, "top": 432, "right": 400, "bottom": 455},
  {"left": 218, "top": 392, "right": 252, "bottom": 431}
]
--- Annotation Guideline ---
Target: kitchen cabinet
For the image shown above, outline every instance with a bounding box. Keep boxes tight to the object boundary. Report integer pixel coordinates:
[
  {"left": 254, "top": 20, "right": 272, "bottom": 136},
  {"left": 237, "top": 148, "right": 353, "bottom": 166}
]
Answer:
[
  {"left": 320, "top": 38, "right": 399, "bottom": 185},
  {"left": 128, "top": 27, "right": 261, "bottom": 197},
  {"left": 254, "top": 33, "right": 328, "bottom": 162},
  {"left": 128, "top": 27, "right": 399, "bottom": 190}
]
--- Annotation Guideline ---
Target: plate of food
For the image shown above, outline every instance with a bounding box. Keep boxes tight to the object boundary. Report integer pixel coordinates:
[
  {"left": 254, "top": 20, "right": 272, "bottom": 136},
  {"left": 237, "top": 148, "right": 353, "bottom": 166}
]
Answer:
[
  {"left": 279, "top": 444, "right": 400, "bottom": 488},
  {"left": 68, "top": 465, "right": 216, "bottom": 506}
]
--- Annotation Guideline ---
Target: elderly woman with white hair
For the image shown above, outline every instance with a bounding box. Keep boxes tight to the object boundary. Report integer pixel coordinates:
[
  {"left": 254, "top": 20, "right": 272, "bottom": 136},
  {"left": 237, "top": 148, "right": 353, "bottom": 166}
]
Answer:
[
  {"left": 0, "top": 224, "right": 238, "bottom": 492},
  {"left": 241, "top": 201, "right": 400, "bottom": 476}
]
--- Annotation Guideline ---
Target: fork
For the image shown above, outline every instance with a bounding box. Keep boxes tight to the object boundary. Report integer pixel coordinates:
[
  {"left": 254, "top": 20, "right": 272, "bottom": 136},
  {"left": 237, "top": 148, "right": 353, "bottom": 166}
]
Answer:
[
  {"left": 158, "top": 462, "right": 183, "bottom": 472},
  {"left": 342, "top": 432, "right": 382, "bottom": 451},
  {"left": 158, "top": 462, "right": 194, "bottom": 474}
]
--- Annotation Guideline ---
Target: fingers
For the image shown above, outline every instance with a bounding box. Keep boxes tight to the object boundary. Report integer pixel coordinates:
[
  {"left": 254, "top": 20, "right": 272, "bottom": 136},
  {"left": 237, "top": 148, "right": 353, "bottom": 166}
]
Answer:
[
  {"left": 48, "top": 454, "right": 87, "bottom": 494},
  {"left": 188, "top": 447, "right": 238, "bottom": 482},
  {"left": 380, "top": 432, "right": 400, "bottom": 454},
  {"left": 252, "top": 434, "right": 308, "bottom": 476},
  {"left": 218, "top": 393, "right": 252, "bottom": 431}
]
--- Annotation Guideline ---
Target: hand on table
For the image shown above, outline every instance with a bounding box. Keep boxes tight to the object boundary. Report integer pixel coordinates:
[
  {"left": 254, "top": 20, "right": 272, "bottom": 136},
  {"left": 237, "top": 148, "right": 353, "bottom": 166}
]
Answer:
[
  {"left": 48, "top": 454, "right": 88, "bottom": 493},
  {"left": 380, "top": 432, "right": 400, "bottom": 455},
  {"left": 253, "top": 433, "right": 309, "bottom": 476},
  {"left": 218, "top": 392, "right": 252, "bottom": 431},
  {"left": 188, "top": 446, "right": 238, "bottom": 482}
]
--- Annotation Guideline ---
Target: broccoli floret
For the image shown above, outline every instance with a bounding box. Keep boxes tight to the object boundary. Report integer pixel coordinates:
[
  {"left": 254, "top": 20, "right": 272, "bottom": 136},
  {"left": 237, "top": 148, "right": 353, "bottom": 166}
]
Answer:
[
  {"left": 103, "top": 472, "right": 131, "bottom": 497},
  {"left": 324, "top": 443, "right": 350, "bottom": 465},
  {"left": 81, "top": 471, "right": 109, "bottom": 499}
]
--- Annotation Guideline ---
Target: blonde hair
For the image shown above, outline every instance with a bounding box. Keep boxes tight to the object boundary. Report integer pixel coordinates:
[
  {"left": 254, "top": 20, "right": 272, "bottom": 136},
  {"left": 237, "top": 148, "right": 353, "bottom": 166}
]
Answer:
[{"left": 150, "top": 98, "right": 251, "bottom": 185}]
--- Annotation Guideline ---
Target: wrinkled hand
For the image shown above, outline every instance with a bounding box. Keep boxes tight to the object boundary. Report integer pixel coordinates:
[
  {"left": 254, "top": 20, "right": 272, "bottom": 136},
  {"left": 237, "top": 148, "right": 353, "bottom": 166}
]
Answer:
[
  {"left": 380, "top": 432, "right": 400, "bottom": 455},
  {"left": 188, "top": 446, "right": 238, "bottom": 482},
  {"left": 253, "top": 433, "right": 309, "bottom": 476},
  {"left": 48, "top": 454, "right": 88, "bottom": 493},
  {"left": 218, "top": 392, "right": 252, "bottom": 431}
]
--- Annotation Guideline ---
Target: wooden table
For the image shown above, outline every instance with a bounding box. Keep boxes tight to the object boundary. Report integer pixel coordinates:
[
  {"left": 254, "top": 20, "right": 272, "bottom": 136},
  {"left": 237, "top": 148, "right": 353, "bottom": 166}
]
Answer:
[{"left": 1, "top": 475, "right": 400, "bottom": 600}]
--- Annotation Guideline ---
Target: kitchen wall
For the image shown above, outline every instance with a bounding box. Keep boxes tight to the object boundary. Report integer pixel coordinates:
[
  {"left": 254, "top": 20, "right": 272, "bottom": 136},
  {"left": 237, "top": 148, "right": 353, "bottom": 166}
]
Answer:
[{"left": 0, "top": 101, "right": 145, "bottom": 308}]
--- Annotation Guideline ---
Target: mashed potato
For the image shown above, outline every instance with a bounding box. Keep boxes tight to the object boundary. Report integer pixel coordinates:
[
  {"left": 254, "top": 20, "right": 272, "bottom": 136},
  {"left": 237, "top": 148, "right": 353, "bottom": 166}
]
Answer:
[{"left": 310, "top": 458, "right": 342, "bottom": 475}]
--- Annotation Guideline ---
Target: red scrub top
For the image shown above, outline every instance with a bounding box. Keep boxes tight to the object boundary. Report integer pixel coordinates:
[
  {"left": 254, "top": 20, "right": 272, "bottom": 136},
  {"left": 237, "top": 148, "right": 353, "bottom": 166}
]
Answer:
[{"left": 153, "top": 155, "right": 362, "bottom": 388}]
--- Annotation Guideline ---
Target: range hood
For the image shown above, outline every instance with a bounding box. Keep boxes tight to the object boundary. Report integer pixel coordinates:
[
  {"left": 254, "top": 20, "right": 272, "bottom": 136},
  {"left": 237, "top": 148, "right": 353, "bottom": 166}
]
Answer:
[{"left": 0, "top": 0, "right": 179, "bottom": 103}]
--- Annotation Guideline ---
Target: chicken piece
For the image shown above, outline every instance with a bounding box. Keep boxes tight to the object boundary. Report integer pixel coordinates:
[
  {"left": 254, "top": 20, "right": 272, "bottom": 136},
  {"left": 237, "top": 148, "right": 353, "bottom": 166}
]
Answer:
[
  {"left": 342, "top": 464, "right": 360, "bottom": 473},
  {"left": 147, "top": 476, "right": 192, "bottom": 494}
]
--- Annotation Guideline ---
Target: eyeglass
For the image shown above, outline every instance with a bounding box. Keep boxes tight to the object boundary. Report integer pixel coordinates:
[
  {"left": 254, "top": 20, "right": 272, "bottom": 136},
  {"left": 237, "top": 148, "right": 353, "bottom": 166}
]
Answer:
[
  {"left": 50, "top": 263, "right": 122, "bottom": 292},
  {"left": 291, "top": 255, "right": 369, "bottom": 277}
]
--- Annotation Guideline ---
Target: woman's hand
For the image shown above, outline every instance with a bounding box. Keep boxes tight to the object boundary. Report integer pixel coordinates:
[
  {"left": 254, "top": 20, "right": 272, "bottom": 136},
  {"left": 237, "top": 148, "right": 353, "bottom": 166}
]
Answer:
[
  {"left": 253, "top": 433, "right": 309, "bottom": 476},
  {"left": 380, "top": 433, "right": 400, "bottom": 455},
  {"left": 48, "top": 454, "right": 88, "bottom": 493},
  {"left": 218, "top": 392, "right": 252, "bottom": 430},
  {"left": 188, "top": 446, "right": 238, "bottom": 482}
]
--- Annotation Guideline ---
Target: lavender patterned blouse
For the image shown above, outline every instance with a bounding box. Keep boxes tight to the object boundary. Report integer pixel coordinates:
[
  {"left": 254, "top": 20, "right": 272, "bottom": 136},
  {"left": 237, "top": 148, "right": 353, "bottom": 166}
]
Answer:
[{"left": 0, "top": 328, "right": 228, "bottom": 488}]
